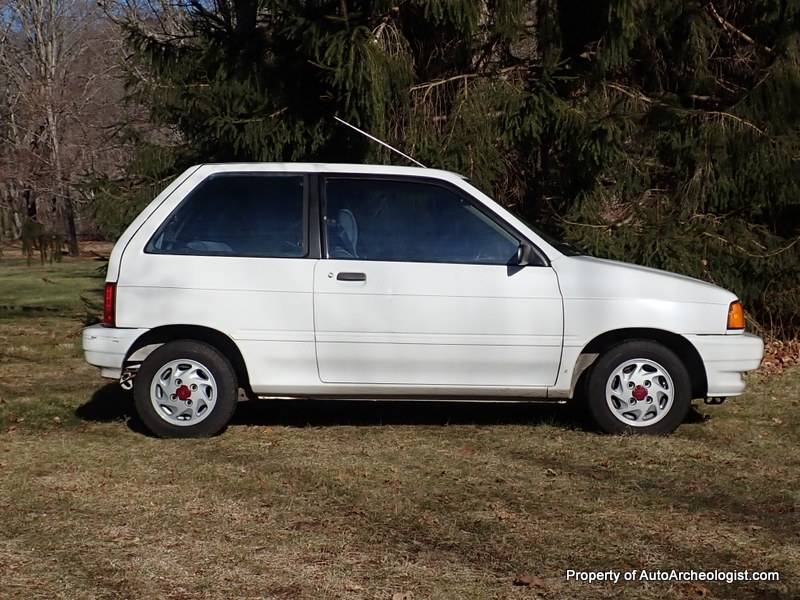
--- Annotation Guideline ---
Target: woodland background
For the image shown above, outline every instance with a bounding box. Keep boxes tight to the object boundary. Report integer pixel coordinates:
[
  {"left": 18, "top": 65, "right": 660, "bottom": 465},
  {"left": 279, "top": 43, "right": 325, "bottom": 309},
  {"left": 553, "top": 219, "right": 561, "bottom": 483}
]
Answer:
[{"left": 1, "top": 0, "right": 799, "bottom": 336}]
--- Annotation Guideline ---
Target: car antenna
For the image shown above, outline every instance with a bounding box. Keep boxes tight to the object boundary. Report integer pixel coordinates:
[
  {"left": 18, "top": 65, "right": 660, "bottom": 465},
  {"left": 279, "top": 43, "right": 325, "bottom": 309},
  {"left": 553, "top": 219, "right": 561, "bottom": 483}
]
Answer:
[{"left": 334, "top": 116, "right": 427, "bottom": 168}]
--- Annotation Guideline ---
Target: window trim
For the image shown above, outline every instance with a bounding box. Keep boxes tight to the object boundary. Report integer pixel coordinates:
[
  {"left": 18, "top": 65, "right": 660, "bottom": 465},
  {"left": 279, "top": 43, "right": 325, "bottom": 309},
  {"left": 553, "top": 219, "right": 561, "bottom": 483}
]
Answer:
[
  {"left": 144, "top": 172, "right": 311, "bottom": 259},
  {"left": 320, "top": 174, "right": 549, "bottom": 267}
]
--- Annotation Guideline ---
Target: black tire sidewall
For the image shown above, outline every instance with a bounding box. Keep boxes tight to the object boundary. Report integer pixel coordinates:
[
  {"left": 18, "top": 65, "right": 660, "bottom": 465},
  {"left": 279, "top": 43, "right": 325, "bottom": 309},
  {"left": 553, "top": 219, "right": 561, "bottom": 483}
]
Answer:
[
  {"left": 134, "top": 340, "right": 238, "bottom": 438},
  {"left": 587, "top": 340, "right": 691, "bottom": 435}
]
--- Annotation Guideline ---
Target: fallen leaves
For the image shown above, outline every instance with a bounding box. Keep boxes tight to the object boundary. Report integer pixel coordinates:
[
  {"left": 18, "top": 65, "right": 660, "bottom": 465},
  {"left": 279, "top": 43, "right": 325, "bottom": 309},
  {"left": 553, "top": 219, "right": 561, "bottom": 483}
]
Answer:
[
  {"left": 489, "top": 501, "right": 515, "bottom": 522},
  {"left": 759, "top": 338, "right": 800, "bottom": 375},
  {"left": 513, "top": 573, "right": 546, "bottom": 589},
  {"left": 344, "top": 582, "right": 364, "bottom": 592},
  {"left": 682, "top": 581, "right": 711, "bottom": 597}
]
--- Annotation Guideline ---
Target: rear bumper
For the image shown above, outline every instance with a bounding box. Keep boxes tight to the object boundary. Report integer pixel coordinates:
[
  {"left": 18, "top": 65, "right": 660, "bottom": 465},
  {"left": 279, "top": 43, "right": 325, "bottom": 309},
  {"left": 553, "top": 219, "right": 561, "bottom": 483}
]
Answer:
[
  {"left": 687, "top": 333, "right": 764, "bottom": 397},
  {"left": 82, "top": 324, "right": 148, "bottom": 379}
]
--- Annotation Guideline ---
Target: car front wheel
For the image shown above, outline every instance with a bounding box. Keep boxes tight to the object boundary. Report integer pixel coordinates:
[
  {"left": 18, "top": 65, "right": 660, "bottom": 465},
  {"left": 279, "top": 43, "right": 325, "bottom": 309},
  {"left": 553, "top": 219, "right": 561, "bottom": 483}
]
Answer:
[
  {"left": 134, "top": 340, "right": 238, "bottom": 438},
  {"left": 586, "top": 340, "right": 691, "bottom": 435}
]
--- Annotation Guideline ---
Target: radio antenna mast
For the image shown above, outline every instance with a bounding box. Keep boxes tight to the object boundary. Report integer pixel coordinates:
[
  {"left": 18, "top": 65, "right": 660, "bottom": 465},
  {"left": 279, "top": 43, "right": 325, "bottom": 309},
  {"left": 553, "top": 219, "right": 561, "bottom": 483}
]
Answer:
[{"left": 334, "top": 116, "right": 427, "bottom": 168}]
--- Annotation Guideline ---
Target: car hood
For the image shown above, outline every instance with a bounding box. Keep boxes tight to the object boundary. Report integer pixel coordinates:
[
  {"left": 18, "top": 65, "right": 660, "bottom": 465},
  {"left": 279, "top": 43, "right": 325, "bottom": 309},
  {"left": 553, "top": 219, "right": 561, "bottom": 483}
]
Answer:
[{"left": 552, "top": 255, "right": 737, "bottom": 305}]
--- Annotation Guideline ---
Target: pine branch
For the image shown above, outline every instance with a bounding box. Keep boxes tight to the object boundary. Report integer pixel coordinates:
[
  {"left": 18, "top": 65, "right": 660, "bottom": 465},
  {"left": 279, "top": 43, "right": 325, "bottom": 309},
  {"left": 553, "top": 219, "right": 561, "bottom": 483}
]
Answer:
[
  {"left": 705, "top": 111, "right": 765, "bottom": 135},
  {"left": 705, "top": 2, "right": 773, "bottom": 55},
  {"left": 603, "top": 83, "right": 766, "bottom": 135},
  {"left": 410, "top": 66, "right": 527, "bottom": 92},
  {"left": 603, "top": 82, "right": 653, "bottom": 104},
  {"left": 702, "top": 232, "right": 799, "bottom": 258}
]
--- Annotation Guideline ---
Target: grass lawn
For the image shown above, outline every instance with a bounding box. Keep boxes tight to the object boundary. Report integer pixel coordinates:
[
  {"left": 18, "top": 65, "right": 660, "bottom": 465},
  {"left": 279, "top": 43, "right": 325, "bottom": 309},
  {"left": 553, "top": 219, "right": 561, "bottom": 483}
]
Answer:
[{"left": 0, "top": 256, "right": 798, "bottom": 599}]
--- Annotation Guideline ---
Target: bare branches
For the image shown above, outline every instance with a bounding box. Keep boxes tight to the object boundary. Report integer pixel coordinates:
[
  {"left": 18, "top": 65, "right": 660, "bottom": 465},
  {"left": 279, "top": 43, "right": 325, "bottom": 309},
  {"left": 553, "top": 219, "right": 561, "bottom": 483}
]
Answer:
[
  {"left": 603, "top": 82, "right": 653, "bottom": 104},
  {"left": 705, "top": 110, "right": 765, "bottom": 135},
  {"left": 410, "top": 73, "right": 479, "bottom": 94},
  {"left": 602, "top": 82, "right": 766, "bottom": 136},
  {"left": 702, "top": 231, "right": 800, "bottom": 259},
  {"left": 410, "top": 66, "right": 526, "bottom": 94},
  {"left": 706, "top": 2, "right": 773, "bottom": 55},
  {"left": 0, "top": 0, "right": 136, "bottom": 250}
]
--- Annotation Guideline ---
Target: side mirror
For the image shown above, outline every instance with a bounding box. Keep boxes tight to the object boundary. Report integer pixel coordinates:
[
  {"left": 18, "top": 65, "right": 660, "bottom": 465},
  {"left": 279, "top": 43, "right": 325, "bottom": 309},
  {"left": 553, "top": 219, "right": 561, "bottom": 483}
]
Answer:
[{"left": 516, "top": 242, "right": 536, "bottom": 266}]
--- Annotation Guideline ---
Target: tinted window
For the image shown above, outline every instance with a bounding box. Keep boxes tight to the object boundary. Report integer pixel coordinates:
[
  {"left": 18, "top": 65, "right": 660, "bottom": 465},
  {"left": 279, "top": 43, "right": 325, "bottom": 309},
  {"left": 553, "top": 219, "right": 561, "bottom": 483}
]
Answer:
[
  {"left": 324, "top": 178, "right": 519, "bottom": 264},
  {"left": 147, "top": 174, "right": 305, "bottom": 257}
]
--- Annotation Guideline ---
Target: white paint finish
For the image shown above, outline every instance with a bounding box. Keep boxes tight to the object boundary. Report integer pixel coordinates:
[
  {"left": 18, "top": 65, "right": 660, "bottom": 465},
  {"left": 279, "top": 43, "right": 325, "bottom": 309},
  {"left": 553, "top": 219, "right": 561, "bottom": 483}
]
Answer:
[
  {"left": 314, "top": 260, "right": 563, "bottom": 386},
  {"left": 106, "top": 166, "right": 201, "bottom": 282},
  {"left": 314, "top": 343, "right": 557, "bottom": 387},
  {"left": 251, "top": 382, "right": 554, "bottom": 398},
  {"left": 115, "top": 256, "right": 317, "bottom": 390},
  {"left": 101, "top": 165, "right": 324, "bottom": 392},
  {"left": 234, "top": 340, "right": 318, "bottom": 388},
  {"left": 116, "top": 256, "right": 314, "bottom": 334},
  {"left": 548, "top": 254, "right": 742, "bottom": 395},
  {"left": 84, "top": 162, "right": 764, "bottom": 401},
  {"left": 560, "top": 256, "right": 736, "bottom": 306},
  {"left": 686, "top": 333, "right": 764, "bottom": 396},
  {"left": 82, "top": 324, "right": 149, "bottom": 369}
]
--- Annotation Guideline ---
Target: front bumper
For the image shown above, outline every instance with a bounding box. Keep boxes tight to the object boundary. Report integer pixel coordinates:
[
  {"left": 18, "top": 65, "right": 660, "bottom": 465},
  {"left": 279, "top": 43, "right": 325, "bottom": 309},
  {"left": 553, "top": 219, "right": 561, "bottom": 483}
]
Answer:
[
  {"left": 82, "top": 324, "right": 148, "bottom": 379},
  {"left": 687, "top": 332, "right": 764, "bottom": 397}
]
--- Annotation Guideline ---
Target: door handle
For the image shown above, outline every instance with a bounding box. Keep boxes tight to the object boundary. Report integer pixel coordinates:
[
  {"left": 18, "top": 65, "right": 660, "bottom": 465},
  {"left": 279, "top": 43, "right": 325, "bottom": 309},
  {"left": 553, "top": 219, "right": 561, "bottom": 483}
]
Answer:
[{"left": 337, "top": 272, "right": 366, "bottom": 281}]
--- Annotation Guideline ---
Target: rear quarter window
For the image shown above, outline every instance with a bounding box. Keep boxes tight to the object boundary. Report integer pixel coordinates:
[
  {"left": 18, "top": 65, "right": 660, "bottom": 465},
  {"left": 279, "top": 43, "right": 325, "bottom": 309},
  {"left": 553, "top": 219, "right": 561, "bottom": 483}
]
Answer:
[{"left": 146, "top": 173, "right": 306, "bottom": 258}]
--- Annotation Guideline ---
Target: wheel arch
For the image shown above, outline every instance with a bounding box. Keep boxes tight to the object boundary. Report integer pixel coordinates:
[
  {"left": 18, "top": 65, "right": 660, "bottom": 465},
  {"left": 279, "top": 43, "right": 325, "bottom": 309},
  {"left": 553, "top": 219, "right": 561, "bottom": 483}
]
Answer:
[
  {"left": 124, "top": 325, "right": 251, "bottom": 394},
  {"left": 572, "top": 328, "right": 708, "bottom": 399}
]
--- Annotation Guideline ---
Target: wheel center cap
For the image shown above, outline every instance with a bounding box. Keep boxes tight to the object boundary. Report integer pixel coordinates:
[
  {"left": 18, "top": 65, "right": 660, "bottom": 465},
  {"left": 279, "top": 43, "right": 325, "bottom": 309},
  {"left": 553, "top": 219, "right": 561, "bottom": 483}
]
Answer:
[
  {"left": 632, "top": 385, "right": 647, "bottom": 401},
  {"left": 176, "top": 385, "right": 191, "bottom": 401}
]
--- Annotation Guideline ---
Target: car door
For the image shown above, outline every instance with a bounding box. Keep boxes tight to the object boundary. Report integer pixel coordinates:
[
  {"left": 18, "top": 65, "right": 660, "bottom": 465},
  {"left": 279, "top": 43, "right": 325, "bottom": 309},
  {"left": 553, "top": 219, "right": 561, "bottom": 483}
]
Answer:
[{"left": 313, "top": 176, "right": 563, "bottom": 388}]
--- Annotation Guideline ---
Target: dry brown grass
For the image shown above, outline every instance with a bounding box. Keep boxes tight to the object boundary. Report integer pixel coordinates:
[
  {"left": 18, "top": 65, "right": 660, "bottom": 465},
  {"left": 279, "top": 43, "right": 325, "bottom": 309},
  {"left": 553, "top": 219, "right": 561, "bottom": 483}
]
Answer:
[{"left": 1, "top": 257, "right": 798, "bottom": 599}]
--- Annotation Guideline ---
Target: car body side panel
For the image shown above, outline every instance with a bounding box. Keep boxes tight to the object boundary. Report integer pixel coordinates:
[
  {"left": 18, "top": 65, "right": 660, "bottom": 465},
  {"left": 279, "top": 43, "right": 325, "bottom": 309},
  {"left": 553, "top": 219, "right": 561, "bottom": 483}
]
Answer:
[
  {"left": 548, "top": 255, "right": 741, "bottom": 396},
  {"left": 95, "top": 163, "right": 762, "bottom": 400},
  {"left": 106, "top": 166, "right": 202, "bottom": 282},
  {"left": 313, "top": 260, "right": 564, "bottom": 387},
  {"left": 115, "top": 255, "right": 319, "bottom": 390},
  {"left": 109, "top": 163, "right": 567, "bottom": 395},
  {"left": 112, "top": 166, "right": 320, "bottom": 391},
  {"left": 686, "top": 333, "right": 763, "bottom": 396}
]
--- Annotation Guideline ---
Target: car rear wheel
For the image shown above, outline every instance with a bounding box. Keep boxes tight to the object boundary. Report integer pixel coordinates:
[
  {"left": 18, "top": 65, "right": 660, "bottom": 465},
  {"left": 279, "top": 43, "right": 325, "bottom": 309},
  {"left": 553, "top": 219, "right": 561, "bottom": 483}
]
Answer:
[
  {"left": 586, "top": 340, "right": 691, "bottom": 434},
  {"left": 134, "top": 340, "right": 238, "bottom": 438}
]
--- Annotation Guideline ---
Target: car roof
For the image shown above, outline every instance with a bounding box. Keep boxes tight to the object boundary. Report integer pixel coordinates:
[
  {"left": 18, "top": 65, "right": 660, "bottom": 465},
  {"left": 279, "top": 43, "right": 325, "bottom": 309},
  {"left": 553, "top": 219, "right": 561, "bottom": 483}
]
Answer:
[{"left": 195, "top": 162, "right": 467, "bottom": 181}]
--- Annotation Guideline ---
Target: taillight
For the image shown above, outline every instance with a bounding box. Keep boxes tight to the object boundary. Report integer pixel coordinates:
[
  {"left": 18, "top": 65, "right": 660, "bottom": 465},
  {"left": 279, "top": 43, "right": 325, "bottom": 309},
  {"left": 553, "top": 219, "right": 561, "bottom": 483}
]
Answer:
[
  {"left": 103, "top": 283, "right": 116, "bottom": 327},
  {"left": 727, "top": 300, "right": 745, "bottom": 330}
]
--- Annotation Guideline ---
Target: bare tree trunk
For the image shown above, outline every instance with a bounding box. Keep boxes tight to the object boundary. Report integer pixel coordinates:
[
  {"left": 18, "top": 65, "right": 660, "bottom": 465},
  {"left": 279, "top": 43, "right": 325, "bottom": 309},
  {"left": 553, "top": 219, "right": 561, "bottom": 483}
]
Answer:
[
  {"left": 0, "top": 0, "right": 101, "bottom": 257},
  {"left": 60, "top": 192, "right": 79, "bottom": 255},
  {"left": 24, "top": 189, "right": 37, "bottom": 219},
  {"left": 41, "top": 1, "right": 78, "bottom": 255},
  {"left": 46, "top": 103, "right": 79, "bottom": 255}
]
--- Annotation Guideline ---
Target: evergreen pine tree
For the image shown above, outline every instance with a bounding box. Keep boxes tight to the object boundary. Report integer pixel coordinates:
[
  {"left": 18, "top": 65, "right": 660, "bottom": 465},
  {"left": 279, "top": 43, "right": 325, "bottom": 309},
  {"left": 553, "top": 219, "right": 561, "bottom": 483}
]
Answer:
[{"left": 100, "top": 0, "right": 800, "bottom": 335}]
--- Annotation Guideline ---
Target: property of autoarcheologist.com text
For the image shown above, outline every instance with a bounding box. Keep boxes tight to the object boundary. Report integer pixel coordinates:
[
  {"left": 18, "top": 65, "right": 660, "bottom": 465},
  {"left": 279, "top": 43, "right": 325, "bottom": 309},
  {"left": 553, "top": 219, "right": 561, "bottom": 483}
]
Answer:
[{"left": 566, "top": 569, "right": 780, "bottom": 584}]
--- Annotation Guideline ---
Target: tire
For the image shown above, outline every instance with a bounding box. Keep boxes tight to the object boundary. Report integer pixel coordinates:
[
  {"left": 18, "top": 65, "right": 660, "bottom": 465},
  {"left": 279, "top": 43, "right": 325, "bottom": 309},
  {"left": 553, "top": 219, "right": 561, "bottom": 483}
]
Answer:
[
  {"left": 586, "top": 340, "right": 691, "bottom": 435},
  {"left": 134, "top": 340, "right": 238, "bottom": 438}
]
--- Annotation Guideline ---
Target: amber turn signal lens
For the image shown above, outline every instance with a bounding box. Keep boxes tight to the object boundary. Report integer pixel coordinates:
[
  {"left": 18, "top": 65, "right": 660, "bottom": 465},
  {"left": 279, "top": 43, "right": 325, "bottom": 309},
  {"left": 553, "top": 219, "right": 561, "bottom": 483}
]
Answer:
[{"left": 727, "top": 301, "right": 745, "bottom": 330}]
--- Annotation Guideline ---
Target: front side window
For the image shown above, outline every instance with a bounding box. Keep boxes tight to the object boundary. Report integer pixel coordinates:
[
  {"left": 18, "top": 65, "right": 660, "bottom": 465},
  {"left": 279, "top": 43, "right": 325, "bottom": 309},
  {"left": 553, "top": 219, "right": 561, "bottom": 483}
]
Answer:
[
  {"left": 147, "top": 174, "right": 306, "bottom": 258},
  {"left": 324, "top": 178, "right": 519, "bottom": 264}
]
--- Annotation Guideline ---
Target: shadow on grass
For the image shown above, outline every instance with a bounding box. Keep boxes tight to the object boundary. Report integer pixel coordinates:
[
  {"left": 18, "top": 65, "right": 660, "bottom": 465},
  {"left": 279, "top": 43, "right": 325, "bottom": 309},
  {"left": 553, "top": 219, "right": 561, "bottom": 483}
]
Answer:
[
  {"left": 77, "top": 382, "right": 594, "bottom": 431},
  {"left": 76, "top": 383, "right": 134, "bottom": 422},
  {"left": 231, "top": 396, "right": 588, "bottom": 429},
  {"left": 75, "top": 383, "right": 149, "bottom": 435},
  {"left": 77, "top": 383, "right": 712, "bottom": 432}
]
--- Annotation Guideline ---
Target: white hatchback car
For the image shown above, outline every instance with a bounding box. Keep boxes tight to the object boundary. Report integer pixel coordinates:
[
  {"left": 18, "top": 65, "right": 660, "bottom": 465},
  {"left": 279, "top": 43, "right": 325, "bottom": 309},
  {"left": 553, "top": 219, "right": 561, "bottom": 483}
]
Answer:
[{"left": 82, "top": 163, "right": 763, "bottom": 437}]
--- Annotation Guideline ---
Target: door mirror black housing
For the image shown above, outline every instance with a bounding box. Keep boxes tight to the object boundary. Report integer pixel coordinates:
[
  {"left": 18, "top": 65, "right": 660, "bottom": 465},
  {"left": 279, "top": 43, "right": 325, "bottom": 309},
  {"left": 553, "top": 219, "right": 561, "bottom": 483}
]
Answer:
[{"left": 516, "top": 242, "right": 537, "bottom": 266}]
